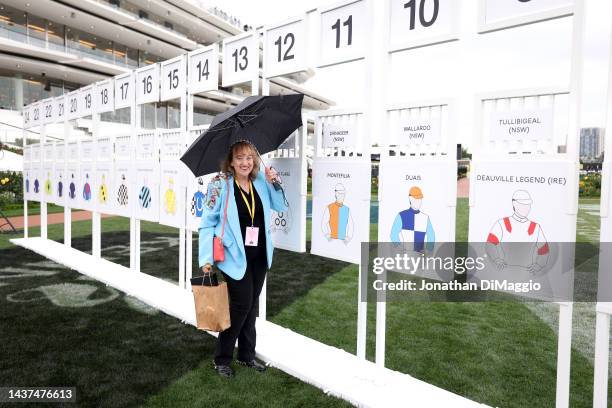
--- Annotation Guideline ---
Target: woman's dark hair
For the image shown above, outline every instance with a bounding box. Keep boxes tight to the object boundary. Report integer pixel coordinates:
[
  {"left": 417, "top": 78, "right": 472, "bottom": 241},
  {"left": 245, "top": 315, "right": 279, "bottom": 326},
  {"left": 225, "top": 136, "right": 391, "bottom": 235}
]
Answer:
[{"left": 221, "top": 141, "right": 260, "bottom": 180}]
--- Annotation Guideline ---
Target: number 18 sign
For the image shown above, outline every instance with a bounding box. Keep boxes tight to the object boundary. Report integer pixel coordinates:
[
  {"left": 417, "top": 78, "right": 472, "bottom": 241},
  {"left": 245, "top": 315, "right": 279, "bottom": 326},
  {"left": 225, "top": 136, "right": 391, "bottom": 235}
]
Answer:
[
  {"left": 188, "top": 44, "right": 219, "bottom": 94},
  {"left": 264, "top": 15, "right": 308, "bottom": 78}
]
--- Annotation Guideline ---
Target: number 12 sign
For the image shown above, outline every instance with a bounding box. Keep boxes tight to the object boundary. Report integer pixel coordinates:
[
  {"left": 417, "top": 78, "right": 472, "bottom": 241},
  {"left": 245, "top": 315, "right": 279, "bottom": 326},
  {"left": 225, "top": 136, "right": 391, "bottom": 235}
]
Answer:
[
  {"left": 264, "top": 16, "right": 308, "bottom": 78},
  {"left": 188, "top": 44, "right": 219, "bottom": 94},
  {"left": 318, "top": 0, "right": 368, "bottom": 68},
  {"left": 222, "top": 32, "right": 258, "bottom": 87}
]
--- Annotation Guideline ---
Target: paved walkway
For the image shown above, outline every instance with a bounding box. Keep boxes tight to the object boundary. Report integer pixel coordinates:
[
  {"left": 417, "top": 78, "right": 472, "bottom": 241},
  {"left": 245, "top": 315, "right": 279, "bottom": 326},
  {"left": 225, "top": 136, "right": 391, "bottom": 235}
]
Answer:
[{"left": 1, "top": 211, "right": 114, "bottom": 230}]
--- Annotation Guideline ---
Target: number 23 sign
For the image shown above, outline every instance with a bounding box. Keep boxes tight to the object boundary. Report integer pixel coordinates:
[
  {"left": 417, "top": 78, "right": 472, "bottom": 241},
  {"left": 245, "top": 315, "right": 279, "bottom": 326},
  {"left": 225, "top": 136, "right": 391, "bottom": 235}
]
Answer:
[{"left": 222, "top": 31, "right": 259, "bottom": 87}]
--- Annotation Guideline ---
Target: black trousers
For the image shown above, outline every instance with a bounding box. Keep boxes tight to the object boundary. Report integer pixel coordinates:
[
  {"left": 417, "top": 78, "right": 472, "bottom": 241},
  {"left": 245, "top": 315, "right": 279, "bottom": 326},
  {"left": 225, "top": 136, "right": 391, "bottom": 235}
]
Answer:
[{"left": 214, "top": 254, "right": 267, "bottom": 366}]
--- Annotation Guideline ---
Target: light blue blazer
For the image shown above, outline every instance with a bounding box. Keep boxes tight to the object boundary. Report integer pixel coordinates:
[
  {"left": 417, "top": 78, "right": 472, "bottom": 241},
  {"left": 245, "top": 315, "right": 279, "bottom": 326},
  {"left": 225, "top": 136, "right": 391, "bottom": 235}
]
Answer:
[{"left": 198, "top": 170, "right": 287, "bottom": 280}]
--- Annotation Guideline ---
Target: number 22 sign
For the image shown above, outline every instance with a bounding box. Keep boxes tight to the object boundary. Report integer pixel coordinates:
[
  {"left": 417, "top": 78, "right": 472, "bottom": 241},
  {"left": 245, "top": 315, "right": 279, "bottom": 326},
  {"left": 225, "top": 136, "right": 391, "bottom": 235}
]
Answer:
[
  {"left": 222, "top": 32, "right": 258, "bottom": 87},
  {"left": 318, "top": 0, "right": 368, "bottom": 68}
]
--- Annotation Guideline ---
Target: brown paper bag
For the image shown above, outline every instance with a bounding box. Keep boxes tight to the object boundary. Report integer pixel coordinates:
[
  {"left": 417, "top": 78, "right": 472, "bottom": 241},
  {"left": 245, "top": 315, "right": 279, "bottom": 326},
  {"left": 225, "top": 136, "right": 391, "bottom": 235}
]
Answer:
[{"left": 192, "top": 281, "right": 231, "bottom": 332}]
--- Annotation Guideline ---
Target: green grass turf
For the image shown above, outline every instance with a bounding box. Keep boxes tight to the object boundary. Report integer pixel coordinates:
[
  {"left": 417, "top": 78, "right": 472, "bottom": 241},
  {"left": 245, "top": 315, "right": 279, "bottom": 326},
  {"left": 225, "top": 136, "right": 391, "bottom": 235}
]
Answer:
[
  {"left": 0, "top": 198, "right": 607, "bottom": 407},
  {"left": 2, "top": 203, "right": 66, "bottom": 218}
]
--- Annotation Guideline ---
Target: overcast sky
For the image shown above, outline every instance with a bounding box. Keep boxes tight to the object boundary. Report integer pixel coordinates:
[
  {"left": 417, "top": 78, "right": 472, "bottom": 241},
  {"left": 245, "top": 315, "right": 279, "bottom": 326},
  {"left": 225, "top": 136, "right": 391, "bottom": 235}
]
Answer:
[{"left": 205, "top": 1, "right": 612, "bottom": 147}]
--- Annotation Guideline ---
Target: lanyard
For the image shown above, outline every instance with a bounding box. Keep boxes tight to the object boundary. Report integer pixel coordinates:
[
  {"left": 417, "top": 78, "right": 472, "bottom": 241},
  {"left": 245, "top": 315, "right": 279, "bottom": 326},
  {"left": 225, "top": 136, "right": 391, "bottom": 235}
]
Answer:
[{"left": 235, "top": 179, "right": 255, "bottom": 226}]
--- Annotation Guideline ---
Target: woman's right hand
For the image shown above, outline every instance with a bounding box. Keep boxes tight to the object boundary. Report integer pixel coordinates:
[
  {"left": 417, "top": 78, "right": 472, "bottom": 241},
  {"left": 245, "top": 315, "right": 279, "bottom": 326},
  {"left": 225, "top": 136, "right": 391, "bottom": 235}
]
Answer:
[{"left": 202, "top": 263, "right": 212, "bottom": 274}]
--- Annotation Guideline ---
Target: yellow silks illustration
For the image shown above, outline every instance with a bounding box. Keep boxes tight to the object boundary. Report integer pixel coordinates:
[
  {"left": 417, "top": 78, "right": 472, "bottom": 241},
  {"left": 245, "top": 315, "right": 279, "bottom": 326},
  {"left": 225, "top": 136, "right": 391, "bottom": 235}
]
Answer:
[
  {"left": 164, "top": 178, "right": 176, "bottom": 215},
  {"left": 44, "top": 173, "right": 52, "bottom": 196},
  {"left": 99, "top": 174, "right": 108, "bottom": 204}
]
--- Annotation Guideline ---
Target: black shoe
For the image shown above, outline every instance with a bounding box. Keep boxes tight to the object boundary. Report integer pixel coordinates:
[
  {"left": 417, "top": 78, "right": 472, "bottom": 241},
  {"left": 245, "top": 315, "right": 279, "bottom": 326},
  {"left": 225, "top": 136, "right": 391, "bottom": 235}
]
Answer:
[
  {"left": 237, "top": 358, "right": 267, "bottom": 372},
  {"left": 213, "top": 363, "right": 234, "bottom": 378}
]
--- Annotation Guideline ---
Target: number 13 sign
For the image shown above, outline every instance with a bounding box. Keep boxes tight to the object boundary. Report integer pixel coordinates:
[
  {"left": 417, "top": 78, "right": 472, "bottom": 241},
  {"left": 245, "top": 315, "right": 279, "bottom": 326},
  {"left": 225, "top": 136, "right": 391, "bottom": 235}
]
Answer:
[
  {"left": 222, "top": 32, "right": 258, "bottom": 87},
  {"left": 318, "top": 0, "right": 369, "bottom": 68}
]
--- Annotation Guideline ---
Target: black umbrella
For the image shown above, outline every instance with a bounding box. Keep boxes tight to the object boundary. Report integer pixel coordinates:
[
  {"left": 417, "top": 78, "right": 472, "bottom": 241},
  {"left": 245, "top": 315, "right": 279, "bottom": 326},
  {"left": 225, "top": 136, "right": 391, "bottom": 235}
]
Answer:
[{"left": 180, "top": 93, "right": 304, "bottom": 177}]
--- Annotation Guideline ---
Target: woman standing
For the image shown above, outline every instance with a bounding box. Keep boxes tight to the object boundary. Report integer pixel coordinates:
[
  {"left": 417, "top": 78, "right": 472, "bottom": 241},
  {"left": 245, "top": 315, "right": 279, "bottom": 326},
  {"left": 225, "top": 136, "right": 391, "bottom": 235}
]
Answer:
[{"left": 198, "top": 141, "right": 287, "bottom": 378}]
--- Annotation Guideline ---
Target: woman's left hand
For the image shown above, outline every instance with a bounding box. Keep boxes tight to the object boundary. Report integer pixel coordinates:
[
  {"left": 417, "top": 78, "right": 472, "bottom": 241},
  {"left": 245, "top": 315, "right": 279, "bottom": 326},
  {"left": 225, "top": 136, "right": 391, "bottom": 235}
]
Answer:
[{"left": 265, "top": 166, "right": 278, "bottom": 184}]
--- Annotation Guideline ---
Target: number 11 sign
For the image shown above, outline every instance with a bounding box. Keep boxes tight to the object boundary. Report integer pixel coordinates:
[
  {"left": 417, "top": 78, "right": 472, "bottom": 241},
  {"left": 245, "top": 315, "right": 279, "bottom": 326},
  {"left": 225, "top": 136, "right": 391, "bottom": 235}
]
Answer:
[
  {"left": 318, "top": 0, "right": 368, "bottom": 68},
  {"left": 264, "top": 15, "right": 308, "bottom": 78}
]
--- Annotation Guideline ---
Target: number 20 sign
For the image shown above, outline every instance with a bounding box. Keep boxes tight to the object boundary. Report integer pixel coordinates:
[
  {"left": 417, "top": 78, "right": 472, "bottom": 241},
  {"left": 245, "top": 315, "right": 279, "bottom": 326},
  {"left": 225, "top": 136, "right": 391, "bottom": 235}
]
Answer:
[
  {"left": 318, "top": 0, "right": 368, "bottom": 68},
  {"left": 222, "top": 31, "right": 258, "bottom": 87},
  {"left": 264, "top": 16, "right": 308, "bottom": 78}
]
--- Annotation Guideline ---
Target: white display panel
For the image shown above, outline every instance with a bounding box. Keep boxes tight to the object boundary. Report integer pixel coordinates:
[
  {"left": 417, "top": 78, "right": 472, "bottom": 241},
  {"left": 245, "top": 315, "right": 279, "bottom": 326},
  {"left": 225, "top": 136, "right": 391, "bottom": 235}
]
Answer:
[
  {"left": 264, "top": 16, "right": 308, "bottom": 78},
  {"left": 268, "top": 158, "right": 307, "bottom": 252},
  {"left": 487, "top": 107, "right": 554, "bottom": 142},
  {"left": 78, "top": 86, "right": 94, "bottom": 118},
  {"left": 95, "top": 137, "right": 114, "bottom": 214},
  {"left": 22, "top": 105, "right": 32, "bottom": 129},
  {"left": 322, "top": 122, "right": 358, "bottom": 149},
  {"left": 467, "top": 159, "right": 575, "bottom": 300},
  {"left": 31, "top": 102, "right": 41, "bottom": 127},
  {"left": 187, "top": 44, "right": 219, "bottom": 94},
  {"left": 65, "top": 141, "right": 80, "bottom": 208},
  {"left": 66, "top": 91, "right": 80, "bottom": 120},
  {"left": 53, "top": 142, "right": 66, "bottom": 206},
  {"left": 78, "top": 140, "right": 95, "bottom": 211},
  {"left": 134, "top": 131, "right": 159, "bottom": 222},
  {"left": 112, "top": 161, "right": 134, "bottom": 218},
  {"left": 54, "top": 95, "right": 65, "bottom": 123},
  {"left": 222, "top": 32, "right": 259, "bottom": 87},
  {"left": 159, "top": 160, "right": 186, "bottom": 228},
  {"left": 160, "top": 55, "right": 186, "bottom": 101},
  {"left": 378, "top": 159, "right": 456, "bottom": 281},
  {"left": 478, "top": 0, "right": 573, "bottom": 33},
  {"left": 135, "top": 64, "right": 160, "bottom": 105},
  {"left": 41, "top": 98, "right": 55, "bottom": 125},
  {"left": 23, "top": 146, "right": 31, "bottom": 199},
  {"left": 311, "top": 160, "right": 371, "bottom": 264},
  {"left": 388, "top": 0, "right": 459, "bottom": 52},
  {"left": 114, "top": 73, "right": 134, "bottom": 110},
  {"left": 95, "top": 79, "right": 115, "bottom": 114},
  {"left": 186, "top": 173, "right": 215, "bottom": 231},
  {"left": 318, "top": 0, "right": 368, "bottom": 68},
  {"left": 30, "top": 167, "right": 41, "bottom": 202},
  {"left": 42, "top": 161, "right": 54, "bottom": 203}
]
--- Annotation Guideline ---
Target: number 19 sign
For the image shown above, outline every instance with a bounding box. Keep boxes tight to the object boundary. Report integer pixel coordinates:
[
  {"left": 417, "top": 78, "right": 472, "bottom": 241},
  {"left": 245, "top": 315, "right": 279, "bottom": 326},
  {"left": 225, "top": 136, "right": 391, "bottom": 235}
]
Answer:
[
  {"left": 222, "top": 32, "right": 258, "bottom": 87},
  {"left": 264, "top": 16, "right": 308, "bottom": 78},
  {"left": 318, "top": 0, "right": 368, "bottom": 68}
]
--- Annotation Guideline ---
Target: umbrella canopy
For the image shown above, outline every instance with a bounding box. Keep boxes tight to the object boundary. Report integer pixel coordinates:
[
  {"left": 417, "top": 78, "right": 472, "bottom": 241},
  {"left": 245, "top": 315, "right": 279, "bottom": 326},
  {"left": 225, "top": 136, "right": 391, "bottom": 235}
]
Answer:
[{"left": 180, "top": 94, "right": 304, "bottom": 177}]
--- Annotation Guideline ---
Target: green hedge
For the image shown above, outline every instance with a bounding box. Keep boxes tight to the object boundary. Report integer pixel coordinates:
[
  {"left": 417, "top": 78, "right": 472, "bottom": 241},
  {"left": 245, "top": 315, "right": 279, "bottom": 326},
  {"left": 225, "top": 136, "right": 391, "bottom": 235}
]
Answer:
[
  {"left": 579, "top": 173, "right": 601, "bottom": 198},
  {"left": 0, "top": 171, "right": 22, "bottom": 208}
]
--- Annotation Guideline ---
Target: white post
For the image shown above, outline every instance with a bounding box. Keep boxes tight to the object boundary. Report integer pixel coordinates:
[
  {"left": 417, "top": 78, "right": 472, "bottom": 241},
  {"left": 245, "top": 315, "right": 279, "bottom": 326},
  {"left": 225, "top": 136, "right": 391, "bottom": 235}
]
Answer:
[
  {"left": 258, "top": 47, "right": 267, "bottom": 321},
  {"left": 556, "top": 302, "right": 573, "bottom": 408},
  {"left": 40, "top": 122, "right": 47, "bottom": 240},
  {"left": 22, "top": 110, "right": 28, "bottom": 239},
  {"left": 356, "top": 263, "right": 367, "bottom": 359},
  {"left": 131, "top": 75, "right": 139, "bottom": 273},
  {"left": 593, "top": 309, "right": 610, "bottom": 408},
  {"left": 178, "top": 91, "right": 187, "bottom": 289},
  {"left": 63, "top": 119, "right": 71, "bottom": 247},
  {"left": 91, "top": 111, "right": 101, "bottom": 258}
]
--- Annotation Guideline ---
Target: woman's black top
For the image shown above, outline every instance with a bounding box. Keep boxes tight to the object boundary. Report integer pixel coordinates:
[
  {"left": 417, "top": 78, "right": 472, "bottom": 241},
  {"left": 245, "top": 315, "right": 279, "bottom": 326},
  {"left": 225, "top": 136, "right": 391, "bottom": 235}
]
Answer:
[{"left": 234, "top": 180, "right": 266, "bottom": 261}]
